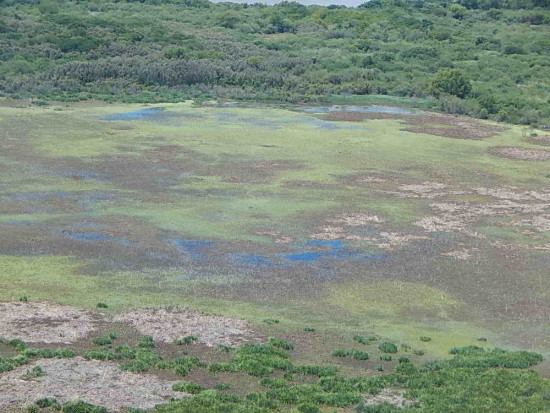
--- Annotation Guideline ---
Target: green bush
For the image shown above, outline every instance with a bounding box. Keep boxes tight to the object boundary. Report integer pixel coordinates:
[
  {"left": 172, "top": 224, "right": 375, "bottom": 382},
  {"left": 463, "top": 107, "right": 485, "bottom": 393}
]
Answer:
[
  {"left": 419, "top": 336, "right": 432, "bottom": 342},
  {"left": 268, "top": 337, "right": 294, "bottom": 350},
  {"left": 137, "top": 336, "right": 155, "bottom": 348},
  {"left": 174, "top": 335, "right": 199, "bottom": 345},
  {"left": 378, "top": 342, "right": 398, "bottom": 354},
  {"left": 24, "top": 366, "right": 45, "bottom": 378},
  {"left": 351, "top": 350, "right": 369, "bottom": 360},
  {"left": 353, "top": 335, "right": 368, "bottom": 345},
  {"left": 96, "top": 302, "right": 108, "bottom": 309},
  {"left": 262, "top": 319, "right": 280, "bottom": 325},
  {"left": 61, "top": 401, "right": 108, "bottom": 413},
  {"left": 172, "top": 381, "right": 205, "bottom": 394},
  {"left": 331, "top": 349, "right": 350, "bottom": 357}
]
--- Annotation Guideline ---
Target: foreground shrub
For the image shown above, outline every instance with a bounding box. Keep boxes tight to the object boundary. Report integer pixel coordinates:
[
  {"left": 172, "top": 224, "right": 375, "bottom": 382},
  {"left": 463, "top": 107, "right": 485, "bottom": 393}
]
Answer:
[
  {"left": 378, "top": 342, "right": 398, "bottom": 354},
  {"left": 172, "top": 381, "right": 205, "bottom": 394}
]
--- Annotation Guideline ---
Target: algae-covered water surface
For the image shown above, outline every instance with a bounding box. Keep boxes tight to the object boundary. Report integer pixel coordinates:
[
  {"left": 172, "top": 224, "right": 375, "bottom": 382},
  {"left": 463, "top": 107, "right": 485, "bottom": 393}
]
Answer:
[{"left": 1, "top": 100, "right": 549, "bottom": 357}]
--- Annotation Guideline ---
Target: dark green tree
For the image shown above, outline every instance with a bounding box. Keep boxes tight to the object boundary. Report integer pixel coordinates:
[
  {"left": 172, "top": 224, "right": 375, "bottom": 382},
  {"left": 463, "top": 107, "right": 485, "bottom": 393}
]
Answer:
[{"left": 430, "top": 69, "right": 472, "bottom": 98}]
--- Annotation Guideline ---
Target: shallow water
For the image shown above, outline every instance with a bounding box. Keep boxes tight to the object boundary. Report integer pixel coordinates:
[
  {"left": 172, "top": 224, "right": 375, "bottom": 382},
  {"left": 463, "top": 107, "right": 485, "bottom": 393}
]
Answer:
[{"left": 301, "top": 105, "right": 419, "bottom": 114}]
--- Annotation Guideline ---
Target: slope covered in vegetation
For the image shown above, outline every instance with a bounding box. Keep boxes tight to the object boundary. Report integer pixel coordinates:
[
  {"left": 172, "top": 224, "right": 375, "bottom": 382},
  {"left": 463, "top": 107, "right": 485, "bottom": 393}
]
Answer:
[{"left": 1, "top": 0, "right": 549, "bottom": 125}]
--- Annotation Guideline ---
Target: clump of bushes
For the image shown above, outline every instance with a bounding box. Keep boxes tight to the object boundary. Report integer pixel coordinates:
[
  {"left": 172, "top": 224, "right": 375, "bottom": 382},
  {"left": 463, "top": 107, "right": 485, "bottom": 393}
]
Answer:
[
  {"left": 24, "top": 366, "right": 45, "bottom": 379},
  {"left": 262, "top": 319, "right": 280, "bottom": 325},
  {"left": 172, "top": 381, "right": 205, "bottom": 394},
  {"left": 137, "top": 336, "right": 155, "bottom": 348},
  {"left": 419, "top": 336, "right": 432, "bottom": 342},
  {"left": 174, "top": 335, "right": 198, "bottom": 345},
  {"left": 23, "top": 348, "right": 75, "bottom": 359},
  {"left": 96, "top": 302, "right": 108, "bottom": 309},
  {"left": 268, "top": 337, "right": 294, "bottom": 350},
  {"left": 331, "top": 349, "right": 350, "bottom": 357},
  {"left": 378, "top": 342, "right": 398, "bottom": 354},
  {"left": 92, "top": 332, "right": 117, "bottom": 346}
]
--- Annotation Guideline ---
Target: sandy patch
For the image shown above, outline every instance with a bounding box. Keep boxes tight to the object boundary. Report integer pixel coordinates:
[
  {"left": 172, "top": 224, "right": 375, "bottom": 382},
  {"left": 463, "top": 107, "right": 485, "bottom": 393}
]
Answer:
[
  {"left": 0, "top": 302, "right": 99, "bottom": 344},
  {"left": 363, "top": 388, "right": 415, "bottom": 408},
  {"left": 489, "top": 146, "right": 550, "bottom": 161},
  {"left": 415, "top": 201, "right": 548, "bottom": 236},
  {"left": 114, "top": 307, "right": 261, "bottom": 347},
  {"left": 507, "top": 215, "right": 550, "bottom": 232},
  {"left": 366, "top": 232, "right": 430, "bottom": 250},
  {"left": 310, "top": 225, "right": 346, "bottom": 240},
  {"left": 473, "top": 187, "right": 550, "bottom": 202},
  {"left": 0, "top": 358, "right": 187, "bottom": 412},
  {"left": 329, "top": 212, "right": 384, "bottom": 226}
]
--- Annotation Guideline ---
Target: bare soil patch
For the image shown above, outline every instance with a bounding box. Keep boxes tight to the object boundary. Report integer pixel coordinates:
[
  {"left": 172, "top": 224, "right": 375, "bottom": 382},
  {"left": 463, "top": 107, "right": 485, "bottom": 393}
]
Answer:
[
  {"left": 489, "top": 146, "right": 550, "bottom": 161},
  {"left": 114, "top": 307, "right": 262, "bottom": 347},
  {"left": 527, "top": 135, "right": 550, "bottom": 147},
  {"left": 415, "top": 200, "right": 548, "bottom": 237},
  {"left": 473, "top": 187, "right": 550, "bottom": 202},
  {"left": 402, "top": 114, "right": 506, "bottom": 139},
  {"left": 363, "top": 388, "right": 415, "bottom": 408},
  {"left": 0, "top": 302, "right": 100, "bottom": 344},
  {"left": 0, "top": 357, "right": 187, "bottom": 412}
]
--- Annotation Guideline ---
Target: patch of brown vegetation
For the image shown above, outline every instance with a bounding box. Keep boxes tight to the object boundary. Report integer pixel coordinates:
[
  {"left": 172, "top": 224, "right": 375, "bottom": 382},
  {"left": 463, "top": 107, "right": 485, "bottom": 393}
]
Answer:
[
  {"left": 528, "top": 135, "right": 550, "bottom": 147},
  {"left": 0, "top": 358, "right": 187, "bottom": 412},
  {"left": 402, "top": 114, "right": 507, "bottom": 139},
  {"left": 0, "top": 302, "right": 100, "bottom": 344},
  {"left": 113, "top": 307, "right": 262, "bottom": 347},
  {"left": 489, "top": 146, "right": 550, "bottom": 161},
  {"left": 322, "top": 111, "right": 404, "bottom": 122}
]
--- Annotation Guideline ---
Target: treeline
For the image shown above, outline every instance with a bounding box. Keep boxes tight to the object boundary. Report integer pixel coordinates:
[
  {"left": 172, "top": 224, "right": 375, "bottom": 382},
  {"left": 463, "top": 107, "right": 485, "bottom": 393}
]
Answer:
[{"left": 1, "top": 0, "right": 549, "bottom": 126}]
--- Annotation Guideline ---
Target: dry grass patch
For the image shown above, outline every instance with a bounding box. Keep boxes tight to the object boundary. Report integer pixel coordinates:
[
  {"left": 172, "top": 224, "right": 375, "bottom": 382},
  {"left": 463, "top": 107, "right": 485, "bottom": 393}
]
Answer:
[
  {"left": 489, "top": 146, "right": 550, "bottom": 161},
  {"left": 0, "top": 302, "right": 100, "bottom": 344},
  {"left": 114, "top": 307, "right": 262, "bottom": 347},
  {"left": 363, "top": 388, "right": 415, "bottom": 408},
  {"left": 0, "top": 357, "right": 187, "bottom": 412}
]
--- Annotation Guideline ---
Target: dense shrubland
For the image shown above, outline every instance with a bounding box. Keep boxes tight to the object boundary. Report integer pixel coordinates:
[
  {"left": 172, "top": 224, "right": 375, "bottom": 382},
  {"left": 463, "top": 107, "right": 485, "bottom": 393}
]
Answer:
[
  {"left": 1, "top": 334, "right": 549, "bottom": 412},
  {"left": 1, "top": 0, "right": 549, "bottom": 126}
]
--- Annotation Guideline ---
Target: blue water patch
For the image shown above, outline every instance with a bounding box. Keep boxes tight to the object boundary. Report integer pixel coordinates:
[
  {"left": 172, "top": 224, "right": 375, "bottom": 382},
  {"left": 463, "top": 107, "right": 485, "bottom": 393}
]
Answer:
[
  {"left": 171, "top": 239, "right": 213, "bottom": 260},
  {"left": 232, "top": 253, "right": 281, "bottom": 267},
  {"left": 65, "top": 231, "right": 134, "bottom": 246},
  {"left": 278, "top": 240, "right": 386, "bottom": 263},
  {"left": 103, "top": 107, "right": 204, "bottom": 123},
  {"left": 302, "top": 105, "right": 419, "bottom": 115},
  {"left": 310, "top": 120, "right": 370, "bottom": 131}
]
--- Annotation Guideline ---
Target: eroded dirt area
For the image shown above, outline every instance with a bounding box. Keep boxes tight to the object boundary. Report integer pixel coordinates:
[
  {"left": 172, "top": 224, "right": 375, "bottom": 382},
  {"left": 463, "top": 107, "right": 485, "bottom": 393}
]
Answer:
[
  {"left": 0, "top": 358, "right": 187, "bottom": 412},
  {"left": 0, "top": 302, "right": 100, "bottom": 344},
  {"left": 114, "top": 307, "right": 263, "bottom": 347}
]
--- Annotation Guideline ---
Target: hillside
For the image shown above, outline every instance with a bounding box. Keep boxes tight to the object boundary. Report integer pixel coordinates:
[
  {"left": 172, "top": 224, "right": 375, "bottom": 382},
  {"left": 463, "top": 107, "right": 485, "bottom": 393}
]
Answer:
[{"left": 1, "top": 0, "right": 549, "bottom": 125}]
